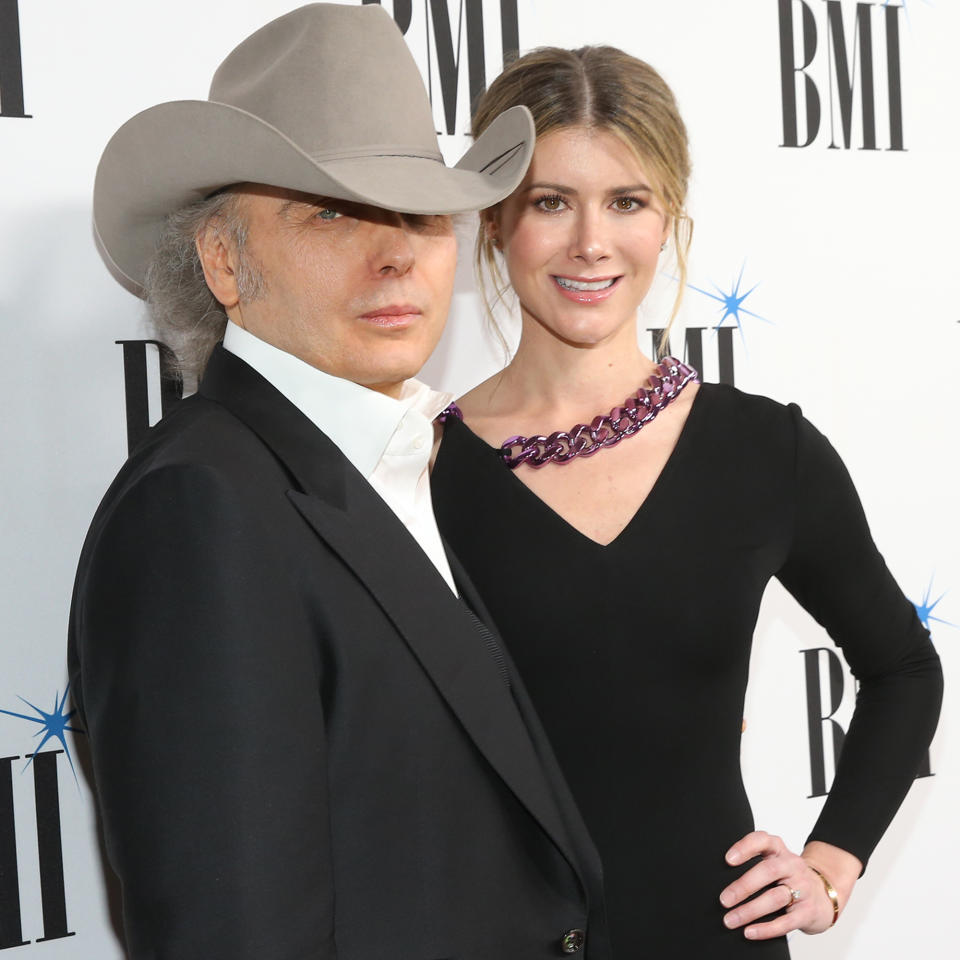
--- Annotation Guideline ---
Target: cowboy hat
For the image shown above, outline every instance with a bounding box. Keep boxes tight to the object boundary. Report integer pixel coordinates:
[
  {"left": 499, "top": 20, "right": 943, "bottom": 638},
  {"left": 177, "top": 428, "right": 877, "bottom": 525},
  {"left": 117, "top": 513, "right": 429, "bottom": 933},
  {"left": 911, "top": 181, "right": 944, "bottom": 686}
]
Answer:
[{"left": 94, "top": 2, "right": 534, "bottom": 293}]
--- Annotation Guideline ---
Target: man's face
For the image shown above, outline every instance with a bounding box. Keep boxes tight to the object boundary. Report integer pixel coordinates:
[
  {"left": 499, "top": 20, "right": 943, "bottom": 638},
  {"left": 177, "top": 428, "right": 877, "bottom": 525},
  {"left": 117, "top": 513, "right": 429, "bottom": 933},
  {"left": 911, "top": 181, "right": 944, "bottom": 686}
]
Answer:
[{"left": 222, "top": 185, "right": 457, "bottom": 396}]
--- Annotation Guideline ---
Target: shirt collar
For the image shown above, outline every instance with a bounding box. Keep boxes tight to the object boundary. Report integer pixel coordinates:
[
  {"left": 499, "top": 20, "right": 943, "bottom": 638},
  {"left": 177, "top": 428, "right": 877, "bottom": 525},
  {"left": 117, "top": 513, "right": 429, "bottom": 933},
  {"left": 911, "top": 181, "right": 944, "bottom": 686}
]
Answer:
[{"left": 222, "top": 323, "right": 452, "bottom": 478}]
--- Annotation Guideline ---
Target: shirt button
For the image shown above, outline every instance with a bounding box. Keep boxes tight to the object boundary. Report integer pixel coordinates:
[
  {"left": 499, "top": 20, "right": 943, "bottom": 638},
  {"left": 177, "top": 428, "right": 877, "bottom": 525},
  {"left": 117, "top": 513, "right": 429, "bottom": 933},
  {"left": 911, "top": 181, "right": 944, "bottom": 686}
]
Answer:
[
  {"left": 559, "top": 929, "right": 585, "bottom": 954},
  {"left": 413, "top": 436, "right": 425, "bottom": 450}
]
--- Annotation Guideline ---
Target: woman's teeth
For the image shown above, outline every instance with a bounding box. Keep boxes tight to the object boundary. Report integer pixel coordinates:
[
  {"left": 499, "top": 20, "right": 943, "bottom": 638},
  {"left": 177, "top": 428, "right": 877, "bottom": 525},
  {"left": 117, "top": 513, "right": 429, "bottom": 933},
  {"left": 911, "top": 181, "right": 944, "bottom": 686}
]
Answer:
[{"left": 555, "top": 277, "right": 617, "bottom": 291}]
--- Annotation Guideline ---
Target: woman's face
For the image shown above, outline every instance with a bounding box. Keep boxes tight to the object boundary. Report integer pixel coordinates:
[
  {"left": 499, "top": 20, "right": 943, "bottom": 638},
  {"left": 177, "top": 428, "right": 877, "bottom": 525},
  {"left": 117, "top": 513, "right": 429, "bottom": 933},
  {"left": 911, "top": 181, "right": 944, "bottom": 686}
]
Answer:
[{"left": 492, "top": 125, "right": 669, "bottom": 349}]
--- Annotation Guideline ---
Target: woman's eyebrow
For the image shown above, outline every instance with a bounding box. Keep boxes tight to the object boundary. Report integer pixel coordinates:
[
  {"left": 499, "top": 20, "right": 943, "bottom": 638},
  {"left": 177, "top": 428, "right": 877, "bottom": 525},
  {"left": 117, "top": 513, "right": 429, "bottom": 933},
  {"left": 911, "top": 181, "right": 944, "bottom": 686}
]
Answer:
[
  {"left": 524, "top": 181, "right": 654, "bottom": 194},
  {"left": 525, "top": 181, "right": 576, "bottom": 193},
  {"left": 608, "top": 183, "right": 653, "bottom": 194}
]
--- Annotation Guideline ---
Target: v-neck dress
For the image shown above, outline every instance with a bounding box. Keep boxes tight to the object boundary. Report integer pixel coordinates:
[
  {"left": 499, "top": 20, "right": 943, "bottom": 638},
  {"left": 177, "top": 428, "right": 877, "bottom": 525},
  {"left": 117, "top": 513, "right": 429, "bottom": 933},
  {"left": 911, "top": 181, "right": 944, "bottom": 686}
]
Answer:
[{"left": 431, "top": 382, "right": 942, "bottom": 959}]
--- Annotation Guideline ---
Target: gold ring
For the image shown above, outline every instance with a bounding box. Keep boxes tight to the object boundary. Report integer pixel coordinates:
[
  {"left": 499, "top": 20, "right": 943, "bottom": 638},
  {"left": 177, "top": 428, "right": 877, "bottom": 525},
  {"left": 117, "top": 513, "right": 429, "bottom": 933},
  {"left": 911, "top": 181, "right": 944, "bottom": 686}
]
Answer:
[{"left": 781, "top": 884, "right": 801, "bottom": 907}]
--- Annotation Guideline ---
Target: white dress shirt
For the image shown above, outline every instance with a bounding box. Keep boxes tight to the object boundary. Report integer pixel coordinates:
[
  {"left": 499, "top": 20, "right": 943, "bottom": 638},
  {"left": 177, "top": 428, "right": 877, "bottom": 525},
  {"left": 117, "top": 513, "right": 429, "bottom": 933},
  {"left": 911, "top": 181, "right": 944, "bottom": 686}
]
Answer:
[{"left": 223, "top": 323, "right": 458, "bottom": 594}]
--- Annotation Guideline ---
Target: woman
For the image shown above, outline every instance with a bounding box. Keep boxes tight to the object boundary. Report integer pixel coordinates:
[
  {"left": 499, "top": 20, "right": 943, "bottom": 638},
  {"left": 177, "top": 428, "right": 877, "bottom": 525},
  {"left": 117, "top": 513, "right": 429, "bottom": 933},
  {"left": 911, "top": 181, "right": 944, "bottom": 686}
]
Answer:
[{"left": 431, "top": 46, "right": 942, "bottom": 957}]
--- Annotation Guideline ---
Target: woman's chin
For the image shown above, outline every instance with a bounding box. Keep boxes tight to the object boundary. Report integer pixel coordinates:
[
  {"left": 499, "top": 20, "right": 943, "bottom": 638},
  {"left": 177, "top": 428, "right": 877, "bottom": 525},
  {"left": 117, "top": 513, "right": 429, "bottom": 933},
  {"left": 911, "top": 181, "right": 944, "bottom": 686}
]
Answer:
[{"left": 534, "top": 317, "right": 639, "bottom": 350}]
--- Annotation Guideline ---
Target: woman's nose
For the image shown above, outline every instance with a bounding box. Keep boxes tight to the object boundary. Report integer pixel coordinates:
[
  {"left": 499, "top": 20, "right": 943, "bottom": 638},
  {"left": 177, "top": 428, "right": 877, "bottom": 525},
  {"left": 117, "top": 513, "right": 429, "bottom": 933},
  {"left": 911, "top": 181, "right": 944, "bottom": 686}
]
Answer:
[{"left": 568, "top": 210, "right": 610, "bottom": 264}]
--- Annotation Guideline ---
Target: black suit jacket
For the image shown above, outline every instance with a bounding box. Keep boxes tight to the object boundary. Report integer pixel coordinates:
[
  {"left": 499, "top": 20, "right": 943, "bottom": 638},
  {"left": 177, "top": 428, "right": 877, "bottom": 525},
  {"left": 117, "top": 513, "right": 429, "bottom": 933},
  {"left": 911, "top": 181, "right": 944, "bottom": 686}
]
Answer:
[{"left": 68, "top": 346, "right": 609, "bottom": 960}]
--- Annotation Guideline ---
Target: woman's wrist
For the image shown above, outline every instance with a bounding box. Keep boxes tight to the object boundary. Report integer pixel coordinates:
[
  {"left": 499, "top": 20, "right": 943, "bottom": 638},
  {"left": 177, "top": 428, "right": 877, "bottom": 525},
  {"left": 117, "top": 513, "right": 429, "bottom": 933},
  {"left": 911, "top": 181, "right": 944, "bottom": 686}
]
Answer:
[
  {"left": 806, "top": 863, "right": 840, "bottom": 926},
  {"left": 801, "top": 840, "right": 862, "bottom": 922}
]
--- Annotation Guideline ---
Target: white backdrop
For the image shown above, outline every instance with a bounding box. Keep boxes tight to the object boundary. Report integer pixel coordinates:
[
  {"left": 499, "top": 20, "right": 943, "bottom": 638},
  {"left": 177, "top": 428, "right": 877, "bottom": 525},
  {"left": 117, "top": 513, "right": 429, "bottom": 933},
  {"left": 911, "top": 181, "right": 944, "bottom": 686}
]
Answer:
[{"left": 1, "top": 1, "right": 955, "bottom": 957}]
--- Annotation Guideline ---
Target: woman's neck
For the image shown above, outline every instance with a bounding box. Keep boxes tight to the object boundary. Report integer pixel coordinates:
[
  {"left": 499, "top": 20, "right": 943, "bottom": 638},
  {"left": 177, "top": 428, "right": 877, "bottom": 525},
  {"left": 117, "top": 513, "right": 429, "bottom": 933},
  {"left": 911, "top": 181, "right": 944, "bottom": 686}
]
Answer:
[{"left": 494, "top": 320, "right": 659, "bottom": 422}]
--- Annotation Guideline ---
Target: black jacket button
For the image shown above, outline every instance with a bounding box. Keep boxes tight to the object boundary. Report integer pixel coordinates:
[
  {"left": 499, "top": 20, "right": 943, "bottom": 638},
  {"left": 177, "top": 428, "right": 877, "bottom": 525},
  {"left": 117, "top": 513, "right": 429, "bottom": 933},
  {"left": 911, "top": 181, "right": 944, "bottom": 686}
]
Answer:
[{"left": 560, "top": 928, "right": 585, "bottom": 954}]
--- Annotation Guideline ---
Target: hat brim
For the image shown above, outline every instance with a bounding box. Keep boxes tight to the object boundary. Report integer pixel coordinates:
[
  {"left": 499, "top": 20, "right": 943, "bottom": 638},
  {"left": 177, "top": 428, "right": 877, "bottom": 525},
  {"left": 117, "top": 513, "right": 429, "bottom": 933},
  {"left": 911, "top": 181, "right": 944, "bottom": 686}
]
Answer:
[{"left": 93, "top": 101, "right": 533, "bottom": 294}]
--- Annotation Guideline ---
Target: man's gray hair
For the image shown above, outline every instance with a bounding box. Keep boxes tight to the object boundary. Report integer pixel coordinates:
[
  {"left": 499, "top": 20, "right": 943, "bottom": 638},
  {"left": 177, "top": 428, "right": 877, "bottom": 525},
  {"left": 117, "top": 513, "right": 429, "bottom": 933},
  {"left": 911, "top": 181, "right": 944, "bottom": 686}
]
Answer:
[{"left": 144, "top": 190, "right": 265, "bottom": 384}]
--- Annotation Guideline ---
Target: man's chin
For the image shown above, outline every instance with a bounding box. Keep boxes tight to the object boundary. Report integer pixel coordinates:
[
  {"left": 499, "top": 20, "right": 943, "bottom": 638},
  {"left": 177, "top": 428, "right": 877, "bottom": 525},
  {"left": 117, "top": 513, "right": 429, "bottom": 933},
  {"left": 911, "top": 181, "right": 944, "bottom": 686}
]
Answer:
[
  {"left": 354, "top": 365, "right": 427, "bottom": 398},
  {"left": 357, "top": 343, "right": 441, "bottom": 392}
]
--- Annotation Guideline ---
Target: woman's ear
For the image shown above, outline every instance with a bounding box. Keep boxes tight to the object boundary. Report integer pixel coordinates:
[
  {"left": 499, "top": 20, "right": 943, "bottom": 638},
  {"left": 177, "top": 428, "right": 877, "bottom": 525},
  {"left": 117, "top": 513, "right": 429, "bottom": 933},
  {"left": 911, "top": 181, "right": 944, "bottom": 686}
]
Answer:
[
  {"left": 483, "top": 209, "right": 503, "bottom": 251},
  {"left": 660, "top": 214, "right": 672, "bottom": 251}
]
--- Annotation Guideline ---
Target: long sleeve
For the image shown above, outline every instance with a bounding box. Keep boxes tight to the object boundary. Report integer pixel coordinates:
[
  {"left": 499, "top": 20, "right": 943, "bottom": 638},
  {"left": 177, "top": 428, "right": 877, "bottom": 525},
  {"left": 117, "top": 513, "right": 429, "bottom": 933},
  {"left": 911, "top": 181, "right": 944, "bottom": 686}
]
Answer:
[
  {"left": 69, "top": 463, "right": 337, "bottom": 959},
  {"left": 775, "top": 407, "right": 943, "bottom": 869}
]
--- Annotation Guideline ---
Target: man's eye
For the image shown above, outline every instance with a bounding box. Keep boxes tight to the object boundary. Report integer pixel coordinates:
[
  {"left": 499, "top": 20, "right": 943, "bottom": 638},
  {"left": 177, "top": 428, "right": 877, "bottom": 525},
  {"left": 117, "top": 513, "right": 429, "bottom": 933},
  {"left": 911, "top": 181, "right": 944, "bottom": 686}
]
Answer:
[
  {"left": 316, "top": 208, "right": 341, "bottom": 221},
  {"left": 404, "top": 213, "right": 452, "bottom": 231}
]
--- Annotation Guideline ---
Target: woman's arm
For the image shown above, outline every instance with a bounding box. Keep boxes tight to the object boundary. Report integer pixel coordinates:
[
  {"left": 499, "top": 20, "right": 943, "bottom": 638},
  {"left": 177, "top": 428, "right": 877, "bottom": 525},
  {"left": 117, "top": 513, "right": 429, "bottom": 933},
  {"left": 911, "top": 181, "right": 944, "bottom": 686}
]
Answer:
[
  {"left": 719, "top": 405, "right": 942, "bottom": 941},
  {"left": 777, "top": 407, "right": 943, "bottom": 866}
]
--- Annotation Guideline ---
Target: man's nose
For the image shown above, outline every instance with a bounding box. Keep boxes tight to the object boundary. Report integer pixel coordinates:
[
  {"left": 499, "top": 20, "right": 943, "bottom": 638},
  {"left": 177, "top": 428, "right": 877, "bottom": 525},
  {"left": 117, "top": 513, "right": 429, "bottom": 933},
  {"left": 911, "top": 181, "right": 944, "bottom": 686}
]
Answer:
[{"left": 372, "top": 216, "right": 416, "bottom": 276}]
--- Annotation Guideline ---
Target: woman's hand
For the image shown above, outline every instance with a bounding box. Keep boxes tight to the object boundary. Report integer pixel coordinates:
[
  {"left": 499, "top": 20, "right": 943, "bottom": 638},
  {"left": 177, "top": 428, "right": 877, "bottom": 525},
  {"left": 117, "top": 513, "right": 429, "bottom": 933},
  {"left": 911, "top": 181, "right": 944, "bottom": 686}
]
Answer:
[{"left": 719, "top": 832, "right": 862, "bottom": 940}]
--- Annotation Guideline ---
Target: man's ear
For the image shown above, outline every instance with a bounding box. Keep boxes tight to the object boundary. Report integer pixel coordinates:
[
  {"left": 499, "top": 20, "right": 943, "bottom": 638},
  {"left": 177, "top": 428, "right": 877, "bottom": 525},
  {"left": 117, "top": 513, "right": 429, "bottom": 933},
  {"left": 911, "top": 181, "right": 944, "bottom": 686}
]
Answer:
[{"left": 196, "top": 221, "right": 240, "bottom": 309}]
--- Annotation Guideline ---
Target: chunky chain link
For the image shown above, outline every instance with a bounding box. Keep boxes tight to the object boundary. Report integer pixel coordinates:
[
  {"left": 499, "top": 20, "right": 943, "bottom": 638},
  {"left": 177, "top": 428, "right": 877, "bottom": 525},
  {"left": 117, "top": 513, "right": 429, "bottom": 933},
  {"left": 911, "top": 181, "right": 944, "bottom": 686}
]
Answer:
[{"left": 439, "top": 357, "right": 700, "bottom": 469}]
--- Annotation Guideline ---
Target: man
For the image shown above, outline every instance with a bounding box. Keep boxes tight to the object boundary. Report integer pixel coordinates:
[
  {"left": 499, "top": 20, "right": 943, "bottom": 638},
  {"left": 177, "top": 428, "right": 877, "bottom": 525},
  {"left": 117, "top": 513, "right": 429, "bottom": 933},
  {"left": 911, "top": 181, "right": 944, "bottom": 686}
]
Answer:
[{"left": 69, "top": 4, "right": 607, "bottom": 959}]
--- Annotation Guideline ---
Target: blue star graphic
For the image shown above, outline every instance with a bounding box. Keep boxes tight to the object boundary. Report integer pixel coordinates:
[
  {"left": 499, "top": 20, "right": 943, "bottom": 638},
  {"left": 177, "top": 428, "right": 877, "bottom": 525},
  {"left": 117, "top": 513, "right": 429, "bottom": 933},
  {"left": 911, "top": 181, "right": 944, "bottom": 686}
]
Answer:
[
  {"left": 911, "top": 578, "right": 955, "bottom": 632},
  {"left": 687, "top": 261, "right": 771, "bottom": 344},
  {"left": 0, "top": 685, "right": 83, "bottom": 783},
  {"left": 883, "top": 0, "right": 934, "bottom": 24}
]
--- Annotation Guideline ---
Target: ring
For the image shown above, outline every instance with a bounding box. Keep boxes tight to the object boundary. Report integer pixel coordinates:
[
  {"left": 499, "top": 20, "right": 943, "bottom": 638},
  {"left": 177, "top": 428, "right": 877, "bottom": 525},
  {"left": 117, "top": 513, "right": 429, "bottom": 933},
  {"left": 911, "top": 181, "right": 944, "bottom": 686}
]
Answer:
[{"left": 781, "top": 884, "right": 801, "bottom": 907}]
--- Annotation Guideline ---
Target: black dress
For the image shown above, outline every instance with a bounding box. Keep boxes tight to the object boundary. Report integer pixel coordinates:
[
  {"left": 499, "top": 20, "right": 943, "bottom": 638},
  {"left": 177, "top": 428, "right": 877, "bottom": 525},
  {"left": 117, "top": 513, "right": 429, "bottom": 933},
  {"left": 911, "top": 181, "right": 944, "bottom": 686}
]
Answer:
[{"left": 431, "top": 383, "right": 942, "bottom": 959}]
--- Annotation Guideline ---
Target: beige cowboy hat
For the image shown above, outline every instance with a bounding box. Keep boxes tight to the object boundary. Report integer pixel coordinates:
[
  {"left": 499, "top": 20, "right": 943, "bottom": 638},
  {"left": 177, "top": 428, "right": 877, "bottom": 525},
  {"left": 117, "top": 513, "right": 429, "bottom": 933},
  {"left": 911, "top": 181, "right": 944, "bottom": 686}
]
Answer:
[{"left": 94, "top": 2, "right": 534, "bottom": 293}]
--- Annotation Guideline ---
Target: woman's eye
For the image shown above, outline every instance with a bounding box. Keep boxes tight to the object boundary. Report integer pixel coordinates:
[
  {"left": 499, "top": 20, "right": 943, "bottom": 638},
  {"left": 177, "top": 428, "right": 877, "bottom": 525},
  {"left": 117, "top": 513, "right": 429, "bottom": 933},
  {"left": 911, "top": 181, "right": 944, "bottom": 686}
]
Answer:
[
  {"left": 613, "top": 196, "right": 644, "bottom": 212},
  {"left": 534, "top": 194, "right": 566, "bottom": 212},
  {"left": 316, "top": 207, "right": 341, "bottom": 221}
]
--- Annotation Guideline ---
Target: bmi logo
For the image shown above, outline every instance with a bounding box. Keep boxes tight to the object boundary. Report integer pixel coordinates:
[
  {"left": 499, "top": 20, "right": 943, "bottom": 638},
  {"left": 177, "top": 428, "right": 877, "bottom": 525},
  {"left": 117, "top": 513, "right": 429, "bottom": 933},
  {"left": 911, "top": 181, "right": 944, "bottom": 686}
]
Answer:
[
  {"left": 363, "top": 0, "right": 520, "bottom": 137},
  {"left": 0, "top": 689, "right": 80, "bottom": 948},
  {"left": 0, "top": 0, "right": 30, "bottom": 118},
  {"left": 649, "top": 263, "right": 770, "bottom": 387},
  {"left": 117, "top": 340, "right": 183, "bottom": 455},
  {"left": 778, "top": 0, "right": 906, "bottom": 150}
]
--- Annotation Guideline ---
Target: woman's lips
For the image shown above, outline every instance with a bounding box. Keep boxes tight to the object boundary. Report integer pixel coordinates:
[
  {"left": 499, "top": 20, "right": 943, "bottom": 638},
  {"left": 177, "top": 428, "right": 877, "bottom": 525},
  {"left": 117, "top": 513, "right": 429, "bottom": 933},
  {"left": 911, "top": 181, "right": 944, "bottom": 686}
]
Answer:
[
  {"left": 552, "top": 275, "right": 621, "bottom": 303},
  {"left": 359, "top": 304, "right": 422, "bottom": 327}
]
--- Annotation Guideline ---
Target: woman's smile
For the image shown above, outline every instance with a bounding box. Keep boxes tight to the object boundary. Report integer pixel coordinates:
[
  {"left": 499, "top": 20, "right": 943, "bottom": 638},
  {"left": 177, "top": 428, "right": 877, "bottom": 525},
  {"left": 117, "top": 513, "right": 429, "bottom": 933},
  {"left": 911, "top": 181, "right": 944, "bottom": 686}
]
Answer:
[{"left": 552, "top": 274, "right": 622, "bottom": 302}]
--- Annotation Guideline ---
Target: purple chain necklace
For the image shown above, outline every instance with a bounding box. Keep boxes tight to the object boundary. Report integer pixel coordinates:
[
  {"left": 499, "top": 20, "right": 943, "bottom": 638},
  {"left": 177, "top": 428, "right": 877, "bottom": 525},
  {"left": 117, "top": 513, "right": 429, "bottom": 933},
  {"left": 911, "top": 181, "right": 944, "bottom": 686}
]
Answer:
[{"left": 440, "top": 356, "right": 699, "bottom": 469}]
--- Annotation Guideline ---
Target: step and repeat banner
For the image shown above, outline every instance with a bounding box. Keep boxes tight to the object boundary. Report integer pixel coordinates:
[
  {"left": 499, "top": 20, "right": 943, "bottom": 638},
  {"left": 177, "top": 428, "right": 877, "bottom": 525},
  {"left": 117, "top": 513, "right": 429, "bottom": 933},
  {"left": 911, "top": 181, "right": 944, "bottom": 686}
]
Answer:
[{"left": 1, "top": 1, "right": 955, "bottom": 957}]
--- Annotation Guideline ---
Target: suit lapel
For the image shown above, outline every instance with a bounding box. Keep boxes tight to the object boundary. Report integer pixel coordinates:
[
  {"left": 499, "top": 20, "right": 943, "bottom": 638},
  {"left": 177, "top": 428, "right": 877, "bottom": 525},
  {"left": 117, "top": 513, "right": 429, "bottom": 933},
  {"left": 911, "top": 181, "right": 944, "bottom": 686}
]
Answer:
[
  {"left": 287, "top": 487, "right": 584, "bottom": 879},
  {"left": 199, "top": 347, "right": 586, "bottom": 886}
]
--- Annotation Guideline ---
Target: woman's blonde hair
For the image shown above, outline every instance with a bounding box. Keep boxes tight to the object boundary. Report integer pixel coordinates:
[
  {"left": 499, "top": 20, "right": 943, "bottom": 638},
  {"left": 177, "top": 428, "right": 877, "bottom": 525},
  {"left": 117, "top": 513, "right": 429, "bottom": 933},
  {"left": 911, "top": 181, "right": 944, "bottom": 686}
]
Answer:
[{"left": 472, "top": 45, "right": 693, "bottom": 355}]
